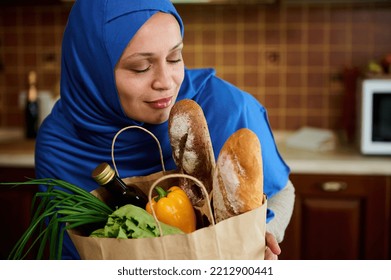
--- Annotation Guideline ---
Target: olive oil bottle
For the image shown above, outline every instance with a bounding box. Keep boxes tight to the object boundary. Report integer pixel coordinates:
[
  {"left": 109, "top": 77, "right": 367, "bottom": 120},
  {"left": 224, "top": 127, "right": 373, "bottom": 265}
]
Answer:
[
  {"left": 25, "top": 71, "right": 39, "bottom": 139},
  {"left": 92, "top": 162, "right": 148, "bottom": 209}
]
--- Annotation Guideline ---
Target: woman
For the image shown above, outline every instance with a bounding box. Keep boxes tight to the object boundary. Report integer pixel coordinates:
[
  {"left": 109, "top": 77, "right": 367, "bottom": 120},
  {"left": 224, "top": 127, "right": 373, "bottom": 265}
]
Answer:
[{"left": 35, "top": 0, "right": 295, "bottom": 260}]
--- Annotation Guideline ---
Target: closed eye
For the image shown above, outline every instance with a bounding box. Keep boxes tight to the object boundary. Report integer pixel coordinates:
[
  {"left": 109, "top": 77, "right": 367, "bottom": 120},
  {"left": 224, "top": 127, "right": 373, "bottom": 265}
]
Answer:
[
  {"left": 133, "top": 65, "right": 151, "bottom": 73},
  {"left": 168, "top": 58, "right": 182, "bottom": 63}
]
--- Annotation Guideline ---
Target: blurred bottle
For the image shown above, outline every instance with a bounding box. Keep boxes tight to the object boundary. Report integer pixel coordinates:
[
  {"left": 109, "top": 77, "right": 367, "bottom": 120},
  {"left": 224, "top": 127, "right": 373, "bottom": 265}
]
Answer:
[
  {"left": 92, "top": 162, "right": 148, "bottom": 209},
  {"left": 25, "top": 71, "right": 39, "bottom": 139},
  {"left": 342, "top": 66, "right": 361, "bottom": 144}
]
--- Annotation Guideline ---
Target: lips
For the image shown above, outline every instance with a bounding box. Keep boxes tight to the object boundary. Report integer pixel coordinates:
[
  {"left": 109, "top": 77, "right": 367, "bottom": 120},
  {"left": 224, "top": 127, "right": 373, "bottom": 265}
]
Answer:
[{"left": 147, "top": 97, "right": 173, "bottom": 109}]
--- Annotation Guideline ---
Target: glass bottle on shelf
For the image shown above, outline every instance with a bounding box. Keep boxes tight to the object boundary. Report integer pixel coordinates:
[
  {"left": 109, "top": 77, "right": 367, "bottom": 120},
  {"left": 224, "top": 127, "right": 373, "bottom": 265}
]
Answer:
[{"left": 25, "top": 71, "right": 39, "bottom": 139}]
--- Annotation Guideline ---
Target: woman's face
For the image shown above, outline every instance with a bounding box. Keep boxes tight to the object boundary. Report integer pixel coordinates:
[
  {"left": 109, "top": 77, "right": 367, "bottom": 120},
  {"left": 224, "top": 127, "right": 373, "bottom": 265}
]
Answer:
[{"left": 115, "top": 12, "right": 184, "bottom": 124}]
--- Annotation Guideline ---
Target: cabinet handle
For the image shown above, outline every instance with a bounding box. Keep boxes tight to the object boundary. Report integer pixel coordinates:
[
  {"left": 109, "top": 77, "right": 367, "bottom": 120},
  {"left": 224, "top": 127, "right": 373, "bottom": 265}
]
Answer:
[{"left": 321, "top": 181, "right": 347, "bottom": 192}]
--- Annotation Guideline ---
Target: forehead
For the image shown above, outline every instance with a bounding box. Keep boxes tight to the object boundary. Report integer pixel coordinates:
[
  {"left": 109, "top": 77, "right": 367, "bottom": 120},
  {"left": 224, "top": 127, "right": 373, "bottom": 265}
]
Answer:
[
  {"left": 123, "top": 13, "right": 182, "bottom": 53},
  {"left": 133, "top": 12, "right": 181, "bottom": 40}
]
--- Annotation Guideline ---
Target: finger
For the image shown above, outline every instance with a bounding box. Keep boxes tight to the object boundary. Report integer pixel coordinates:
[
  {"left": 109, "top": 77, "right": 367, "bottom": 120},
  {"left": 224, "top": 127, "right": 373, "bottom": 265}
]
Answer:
[
  {"left": 265, "top": 232, "right": 281, "bottom": 255},
  {"left": 264, "top": 247, "right": 278, "bottom": 260}
]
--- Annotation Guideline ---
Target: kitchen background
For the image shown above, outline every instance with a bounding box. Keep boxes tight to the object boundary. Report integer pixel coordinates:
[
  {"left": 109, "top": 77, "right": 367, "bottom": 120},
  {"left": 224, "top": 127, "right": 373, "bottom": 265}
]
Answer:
[{"left": 1, "top": 0, "right": 390, "bottom": 134}]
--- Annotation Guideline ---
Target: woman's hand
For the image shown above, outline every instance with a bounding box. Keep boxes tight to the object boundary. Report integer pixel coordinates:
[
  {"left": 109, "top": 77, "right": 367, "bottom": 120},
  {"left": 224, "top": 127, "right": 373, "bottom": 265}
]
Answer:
[{"left": 264, "top": 231, "right": 281, "bottom": 260}]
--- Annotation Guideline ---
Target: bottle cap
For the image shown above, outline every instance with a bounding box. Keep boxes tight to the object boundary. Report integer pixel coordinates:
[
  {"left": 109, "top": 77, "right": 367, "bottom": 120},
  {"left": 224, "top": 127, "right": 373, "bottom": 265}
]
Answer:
[
  {"left": 92, "top": 162, "right": 115, "bottom": 185},
  {"left": 27, "top": 71, "right": 38, "bottom": 102}
]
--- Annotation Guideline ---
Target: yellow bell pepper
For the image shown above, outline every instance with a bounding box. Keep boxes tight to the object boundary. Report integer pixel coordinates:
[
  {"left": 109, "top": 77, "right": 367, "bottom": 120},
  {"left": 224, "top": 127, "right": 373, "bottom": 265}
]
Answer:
[{"left": 146, "top": 186, "right": 196, "bottom": 234}]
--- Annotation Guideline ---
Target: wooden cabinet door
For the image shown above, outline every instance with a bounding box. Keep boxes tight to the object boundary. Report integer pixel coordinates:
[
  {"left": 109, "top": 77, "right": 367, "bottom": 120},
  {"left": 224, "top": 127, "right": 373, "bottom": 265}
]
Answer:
[
  {"left": 279, "top": 174, "right": 390, "bottom": 260},
  {"left": 0, "top": 167, "right": 36, "bottom": 259}
]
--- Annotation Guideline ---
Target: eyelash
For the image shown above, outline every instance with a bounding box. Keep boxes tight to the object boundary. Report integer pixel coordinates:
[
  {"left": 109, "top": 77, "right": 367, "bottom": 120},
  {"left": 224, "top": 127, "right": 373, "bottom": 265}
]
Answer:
[
  {"left": 168, "top": 58, "right": 182, "bottom": 64},
  {"left": 133, "top": 66, "right": 151, "bottom": 73},
  {"left": 132, "top": 58, "right": 182, "bottom": 73}
]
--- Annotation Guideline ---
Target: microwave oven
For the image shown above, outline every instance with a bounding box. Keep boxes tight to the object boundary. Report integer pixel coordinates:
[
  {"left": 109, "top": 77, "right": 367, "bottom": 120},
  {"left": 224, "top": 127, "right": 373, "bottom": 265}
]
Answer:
[{"left": 358, "top": 78, "right": 391, "bottom": 155}]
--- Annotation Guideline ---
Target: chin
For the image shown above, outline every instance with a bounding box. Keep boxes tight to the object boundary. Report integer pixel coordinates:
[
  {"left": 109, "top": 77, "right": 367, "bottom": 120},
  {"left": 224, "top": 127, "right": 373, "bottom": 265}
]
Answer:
[
  {"left": 127, "top": 108, "right": 170, "bottom": 125},
  {"left": 148, "top": 114, "right": 170, "bottom": 125}
]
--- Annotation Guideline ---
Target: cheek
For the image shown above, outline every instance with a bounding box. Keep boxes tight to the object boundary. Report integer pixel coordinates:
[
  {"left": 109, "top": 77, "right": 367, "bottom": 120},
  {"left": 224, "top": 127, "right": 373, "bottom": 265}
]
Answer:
[
  {"left": 174, "top": 65, "right": 185, "bottom": 86},
  {"left": 118, "top": 89, "right": 136, "bottom": 108},
  {"left": 116, "top": 73, "right": 143, "bottom": 102},
  {"left": 116, "top": 80, "right": 145, "bottom": 118}
]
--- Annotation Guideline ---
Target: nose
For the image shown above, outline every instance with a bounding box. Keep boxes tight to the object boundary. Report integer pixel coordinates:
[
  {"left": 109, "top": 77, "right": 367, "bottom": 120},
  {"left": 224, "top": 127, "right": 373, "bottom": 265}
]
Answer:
[{"left": 152, "top": 64, "right": 173, "bottom": 91}]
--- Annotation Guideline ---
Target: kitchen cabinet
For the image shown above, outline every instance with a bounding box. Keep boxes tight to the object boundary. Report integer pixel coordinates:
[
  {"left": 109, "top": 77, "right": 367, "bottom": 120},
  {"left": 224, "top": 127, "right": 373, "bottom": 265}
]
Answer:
[
  {"left": 279, "top": 173, "right": 390, "bottom": 260},
  {"left": 0, "top": 167, "right": 37, "bottom": 259}
]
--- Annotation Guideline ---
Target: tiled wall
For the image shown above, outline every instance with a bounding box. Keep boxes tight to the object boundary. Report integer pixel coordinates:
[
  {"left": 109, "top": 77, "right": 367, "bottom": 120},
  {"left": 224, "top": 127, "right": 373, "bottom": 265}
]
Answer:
[{"left": 1, "top": 2, "right": 391, "bottom": 132}]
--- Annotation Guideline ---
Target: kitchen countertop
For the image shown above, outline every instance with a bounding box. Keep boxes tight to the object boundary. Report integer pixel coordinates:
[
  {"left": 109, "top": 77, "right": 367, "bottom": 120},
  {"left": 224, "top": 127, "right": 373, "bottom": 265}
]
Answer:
[
  {"left": 277, "top": 140, "right": 391, "bottom": 175},
  {"left": 0, "top": 128, "right": 34, "bottom": 167},
  {"left": 0, "top": 128, "right": 390, "bottom": 175},
  {"left": 273, "top": 130, "right": 391, "bottom": 175},
  {"left": 0, "top": 139, "right": 35, "bottom": 168}
]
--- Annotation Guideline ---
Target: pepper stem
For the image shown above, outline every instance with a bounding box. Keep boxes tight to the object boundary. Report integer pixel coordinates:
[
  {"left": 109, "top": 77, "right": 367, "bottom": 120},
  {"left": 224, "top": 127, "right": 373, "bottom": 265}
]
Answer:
[{"left": 155, "top": 186, "right": 168, "bottom": 202}]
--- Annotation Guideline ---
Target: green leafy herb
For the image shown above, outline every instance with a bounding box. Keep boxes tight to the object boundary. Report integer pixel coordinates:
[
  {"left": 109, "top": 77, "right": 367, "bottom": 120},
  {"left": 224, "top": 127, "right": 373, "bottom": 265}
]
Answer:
[
  {"left": 90, "top": 204, "right": 184, "bottom": 239},
  {"left": 0, "top": 178, "right": 113, "bottom": 260}
]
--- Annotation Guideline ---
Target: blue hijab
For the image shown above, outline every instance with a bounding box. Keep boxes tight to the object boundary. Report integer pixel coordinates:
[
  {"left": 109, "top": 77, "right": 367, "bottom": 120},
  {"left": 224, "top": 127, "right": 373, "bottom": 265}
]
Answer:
[{"left": 35, "top": 0, "right": 290, "bottom": 259}]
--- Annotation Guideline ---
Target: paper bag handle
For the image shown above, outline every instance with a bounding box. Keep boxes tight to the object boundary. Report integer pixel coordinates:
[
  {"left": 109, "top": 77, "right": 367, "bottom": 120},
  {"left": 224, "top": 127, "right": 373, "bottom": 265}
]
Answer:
[
  {"left": 148, "top": 173, "right": 215, "bottom": 237},
  {"left": 111, "top": 126, "right": 166, "bottom": 178}
]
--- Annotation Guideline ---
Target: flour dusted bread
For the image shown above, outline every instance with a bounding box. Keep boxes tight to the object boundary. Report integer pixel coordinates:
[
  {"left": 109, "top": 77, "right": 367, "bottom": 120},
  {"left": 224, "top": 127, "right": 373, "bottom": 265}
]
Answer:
[
  {"left": 168, "top": 99, "right": 215, "bottom": 206},
  {"left": 213, "top": 128, "right": 264, "bottom": 223},
  {"left": 168, "top": 101, "right": 264, "bottom": 223}
]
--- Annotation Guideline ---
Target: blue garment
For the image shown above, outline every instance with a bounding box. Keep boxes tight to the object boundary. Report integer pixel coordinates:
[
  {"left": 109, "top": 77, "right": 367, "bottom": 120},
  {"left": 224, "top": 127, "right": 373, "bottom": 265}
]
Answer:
[{"left": 35, "top": 0, "right": 290, "bottom": 260}]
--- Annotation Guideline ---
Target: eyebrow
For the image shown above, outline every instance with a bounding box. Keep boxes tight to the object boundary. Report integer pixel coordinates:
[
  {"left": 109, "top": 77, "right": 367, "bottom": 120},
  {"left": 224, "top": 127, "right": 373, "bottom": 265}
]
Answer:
[{"left": 127, "top": 41, "right": 183, "bottom": 59}]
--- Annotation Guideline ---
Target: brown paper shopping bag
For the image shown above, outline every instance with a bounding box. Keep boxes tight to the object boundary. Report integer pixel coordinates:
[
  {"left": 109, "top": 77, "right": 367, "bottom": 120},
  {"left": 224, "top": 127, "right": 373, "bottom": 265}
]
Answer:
[
  {"left": 68, "top": 173, "right": 267, "bottom": 260},
  {"left": 68, "top": 125, "right": 267, "bottom": 259}
]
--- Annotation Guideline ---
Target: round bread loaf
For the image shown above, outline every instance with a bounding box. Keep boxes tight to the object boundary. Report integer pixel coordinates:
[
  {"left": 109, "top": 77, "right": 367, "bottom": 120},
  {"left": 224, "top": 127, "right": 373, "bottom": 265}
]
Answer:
[
  {"left": 212, "top": 128, "right": 264, "bottom": 223},
  {"left": 168, "top": 99, "right": 215, "bottom": 206}
]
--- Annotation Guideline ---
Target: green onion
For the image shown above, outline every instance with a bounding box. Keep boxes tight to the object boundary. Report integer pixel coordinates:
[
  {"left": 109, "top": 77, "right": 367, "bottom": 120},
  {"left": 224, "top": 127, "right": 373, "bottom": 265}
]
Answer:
[{"left": 0, "top": 178, "right": 113, "bottom": 260}]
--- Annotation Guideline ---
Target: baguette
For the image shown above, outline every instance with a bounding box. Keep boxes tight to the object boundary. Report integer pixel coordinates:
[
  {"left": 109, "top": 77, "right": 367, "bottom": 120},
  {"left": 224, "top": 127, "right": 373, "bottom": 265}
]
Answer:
[
  {"left": 168, "top": 99, "right": 215, "bottom": 206},
  {"left": 212, "top": 128, "right": 264, "bottom": 223}
]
